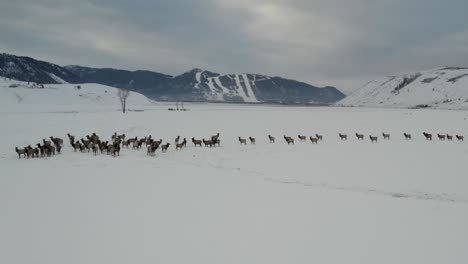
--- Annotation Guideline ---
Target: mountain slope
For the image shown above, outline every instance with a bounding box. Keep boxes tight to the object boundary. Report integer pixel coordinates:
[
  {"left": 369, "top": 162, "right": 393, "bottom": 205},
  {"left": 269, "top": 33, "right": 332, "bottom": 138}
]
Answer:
[
  {"left": 0, "top": 53, "right": 345, "bottom": 104},
  {"left": 338, "top": 67, "right": 468, "bottom": 110},
  {"left": 0, "top": 53, "right": 81, "bottom": 84}
]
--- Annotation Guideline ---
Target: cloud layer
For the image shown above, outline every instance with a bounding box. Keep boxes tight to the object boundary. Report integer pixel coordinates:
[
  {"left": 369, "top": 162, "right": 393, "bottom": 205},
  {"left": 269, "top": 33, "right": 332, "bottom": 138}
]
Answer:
[{"left": 1, "top": 0, "right": 467, "bottom": 92}]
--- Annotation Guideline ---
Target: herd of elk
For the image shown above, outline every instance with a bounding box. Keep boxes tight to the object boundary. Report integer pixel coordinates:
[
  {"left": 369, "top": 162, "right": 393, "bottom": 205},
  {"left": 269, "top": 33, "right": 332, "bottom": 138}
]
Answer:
[
  {"left": 15, "top": 136, "right": 63, "bottom": 158},
  {"left": 14, "top": 131, "right": 466, "bottom": 159}
]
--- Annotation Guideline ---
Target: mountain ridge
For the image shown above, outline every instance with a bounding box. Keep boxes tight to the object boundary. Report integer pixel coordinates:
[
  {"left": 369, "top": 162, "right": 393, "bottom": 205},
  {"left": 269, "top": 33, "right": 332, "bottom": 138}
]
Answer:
[{"left": 0, "top": 53, "right": 345, "bottom": 105}]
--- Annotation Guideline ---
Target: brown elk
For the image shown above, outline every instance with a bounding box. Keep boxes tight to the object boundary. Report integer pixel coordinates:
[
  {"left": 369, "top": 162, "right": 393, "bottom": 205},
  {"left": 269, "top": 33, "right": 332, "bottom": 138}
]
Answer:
[
  {"left": 298, "top": 135, "right": 307, "bottom": 141},
  {"left": 403, "top": 133, "right": 412, "bottom": 140},
  {"left": 37, "top": 143, "right": 45, "bottom": 157},
  {"left": 50, "top": 136, "right": 63, "bottom": 146},
  {"left": 382, "top": 133, "right": 390, "bottom": 140},
  {"left": 315, "top": 134, "right": 323, "bottom": 141},
  {"left": 284, "top": 135, "right": 294, "bottom": 145},
  {"left": 176, "top": 138, "right": 187, "bottom": 150},
  {"left": 161, "top": 143, "right": 170, "bottom": 152},
  {"left": 437, "top": 134, "right": 446, "bottom": 140},
  {"left": 43, "top": 139, "right": 52, "bottom": 146},
  {"left": 26, "top": 146, "right": 35, "bottom": 159},
  {"left": 355, "top": 133, "right": 364, "bottom": 140},
  {"left": 203, "top": 139, "right": 214, "bottom": 147},
  {"left": 192, "top": 137, "right": 202, "bottom": 147},
  {"left": 456, "top": 135, "right": 464, "bottom": 141},
  {"left": 369, "top": 135, "right": 378, "bottom": 143},
  {"left": 249, "top": 137, "right": 256, "bottom": 144},
  {"left": 446, "top": 134, "right": 453, "bottom": 141},
  {"left": 211, "top": 133, "right": 220, "bottom": 142},
  {"left": 92, "top": 144, "right": 99, "bottom": 156},
  {"left": 268, "top": 134, "right": 275, "bottom": 143},
  {"left": 339, "top": 133, "right": 347, "bottom": 140},
  {"left": 67, "top": 133, "right": 75, "bottom": 143},
  {"left": 423, "top": 132, "right": 432, "bottom": 141},
  {"left": 147, "top": 142, "right": 159, "bottom": 156},
  {"left": 239, "top": 137, "right": 247, "bottom": 145},
  {"left": 309, "top": 136, "right": 318, "bottom": 144}
]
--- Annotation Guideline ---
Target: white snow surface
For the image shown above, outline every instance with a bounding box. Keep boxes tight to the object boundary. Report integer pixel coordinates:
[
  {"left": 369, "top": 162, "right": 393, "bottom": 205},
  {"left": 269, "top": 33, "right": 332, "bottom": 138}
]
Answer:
[
  {"left": 48, "top": 73, "right": 69, "bottom": 84},
  {"left": 338, "top": 67, "right": 468, "bottom": 110},
  {"left": 241, "top": 74, "right": 259, "bottom": 103},
  {"left": 0, "top": 78, "right": 153, "bottom": 111},
  {"left": 1, "top": 92, "right": 468, "bottom": 263}
]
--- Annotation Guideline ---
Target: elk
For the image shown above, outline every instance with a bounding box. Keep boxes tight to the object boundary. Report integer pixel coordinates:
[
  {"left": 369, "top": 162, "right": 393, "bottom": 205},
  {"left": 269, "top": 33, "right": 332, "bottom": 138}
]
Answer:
[
  {"left": 315, "top": 134, "right": 323, "bottom": 141},
  {"left": 437, "top": 134, "right": 446, "bottom": 140},
  {"left": 249, "top": 137, "right": 256, "bottom": 144},
  {"left": 456, "top": 135, "right": 464, "bottom": 141},
  {"left": 43, "top": 139, "right": 52, "bottom": 146},
  {"left": 211, "top": 133, "right": 220, "bottom": 142},
  {"left": 67, "top": 133, "right": 75, "bottom": 144},
  {"left": 239, "top": 137, "right": 247, "bottom": 145},
  {"left": 92, "top": 144, "right": 99, "bottom": 156},
  {"left": 203, "top": 138, "right": 214, "bottom": 147},
  {"left": 339, "top": 133, "right": 347, "bottom": 140},
  {"left": 369, "top": 135, "right": 378, "bottom": 143},
  {"left": 284, "top": 135, "right": 294, "bottom": 145},
  {"left": 36, "top": 144, "right": 45, "bottom": 157},
  {"left": 403, "top": 133, "right": 412, "bottom": 140},
  {"left": 192, "top": 137, "right": 202, "bottom": 147},
  {"left": 214, "top": 139, "right": 221, "bottom": 147},
  {"left": 108, "top": 143, "right": 120, "bottom": 157},
  {"left": 26, "top": 146, "right": 35, "bottom": 159},
  {"left": 147, "top": 142, "right": 159, "bottom": 156},
  {"left": 309, "top": 136, "right": 318, "bottom": 144},
  {"left": 355, "top": 133, "right": 364, "bottom": 140},
  {"left": 298, "top": 135, "right": 307, "bottom": 141},
  {"left": 382, "top": 133, "right": 390, "bottom": 140},
  {"left": 446, "top": 134, "right": 453, "bottom": 141},
  {"left": 176, "top": 138, "right": 187, "bottom": 150},
  {"left": 423, "top": 132, "right": 432, "bottom": 141},
  {"left": 268, "top": 134, "right": 275, "bottom": 143},
  {"left": 50, "top": 136, "right": 63, "bottom": 146},
  {"left": 72, "top": 142, "right": 81, "bottom": 152},
  {"left": 161, "top": 143, "right": 170, "bottom": 152},
  {"left": 175, "top": 136, "right": 180, "bottom": 144}
]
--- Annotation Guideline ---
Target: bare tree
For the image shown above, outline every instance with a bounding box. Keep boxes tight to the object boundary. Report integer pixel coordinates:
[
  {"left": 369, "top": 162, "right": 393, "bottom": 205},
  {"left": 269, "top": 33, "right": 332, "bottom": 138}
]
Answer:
[{"left": 117, "top": 88, "right": 130, "bottom": 113}]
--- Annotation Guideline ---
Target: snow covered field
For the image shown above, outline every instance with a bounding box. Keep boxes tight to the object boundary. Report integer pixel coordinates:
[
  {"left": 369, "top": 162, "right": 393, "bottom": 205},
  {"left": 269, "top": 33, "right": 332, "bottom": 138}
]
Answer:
[{"left": 1, "top": 98, "right": 468, "bottom": 263}]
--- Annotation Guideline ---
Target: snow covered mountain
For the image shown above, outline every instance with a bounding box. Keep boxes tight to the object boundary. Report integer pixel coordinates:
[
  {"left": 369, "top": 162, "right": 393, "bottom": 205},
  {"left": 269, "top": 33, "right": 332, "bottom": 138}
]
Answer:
[
  {"left": 338, "top": 67, "right": 468, "bottom": 110},
  {"left": 67, "top": 66, "right": 345, "bottom": 104},
  {"left": 0, "top": 53, "right": 345, "bottom": 105},
  {"left": 0, "top": 53, "right": 81, "bottom": 84}
]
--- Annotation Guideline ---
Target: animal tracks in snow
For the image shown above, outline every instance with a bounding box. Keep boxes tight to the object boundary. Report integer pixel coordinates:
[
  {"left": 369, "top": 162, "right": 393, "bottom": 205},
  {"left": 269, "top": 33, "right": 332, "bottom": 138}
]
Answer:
[{"left": 265, "top": 178, "right": 468, "bottom": 204}]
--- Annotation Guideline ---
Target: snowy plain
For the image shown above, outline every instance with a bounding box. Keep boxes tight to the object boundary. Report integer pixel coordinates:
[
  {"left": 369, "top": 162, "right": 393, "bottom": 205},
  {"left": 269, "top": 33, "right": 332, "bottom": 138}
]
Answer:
[{"left": 1, "top": 80, "right": 468, "bottom": 264}]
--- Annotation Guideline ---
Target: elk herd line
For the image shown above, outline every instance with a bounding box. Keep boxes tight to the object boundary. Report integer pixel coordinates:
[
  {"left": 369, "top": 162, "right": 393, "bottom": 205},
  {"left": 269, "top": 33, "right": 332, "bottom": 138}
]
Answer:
[{"left": 14, "top": 131, "right": 464, "bottom": 159}]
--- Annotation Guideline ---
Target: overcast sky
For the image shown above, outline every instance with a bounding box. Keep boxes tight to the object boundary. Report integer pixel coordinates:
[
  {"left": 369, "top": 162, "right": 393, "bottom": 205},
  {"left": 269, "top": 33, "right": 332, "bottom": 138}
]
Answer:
[{"left": 1, "top": 0, "right": 468, "bottom": 93}]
